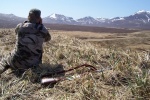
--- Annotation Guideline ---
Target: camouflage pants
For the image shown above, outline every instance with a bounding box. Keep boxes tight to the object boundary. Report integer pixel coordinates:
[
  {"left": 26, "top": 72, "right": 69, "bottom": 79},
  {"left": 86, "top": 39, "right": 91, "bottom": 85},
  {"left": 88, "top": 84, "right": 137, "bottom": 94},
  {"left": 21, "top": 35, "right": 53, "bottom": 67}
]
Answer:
[
  {"left": 0, "top": 53, "right": 13, "bottom": 74},
  {"left": 0, "top": 51, "right": 42, "bottom": 75}
]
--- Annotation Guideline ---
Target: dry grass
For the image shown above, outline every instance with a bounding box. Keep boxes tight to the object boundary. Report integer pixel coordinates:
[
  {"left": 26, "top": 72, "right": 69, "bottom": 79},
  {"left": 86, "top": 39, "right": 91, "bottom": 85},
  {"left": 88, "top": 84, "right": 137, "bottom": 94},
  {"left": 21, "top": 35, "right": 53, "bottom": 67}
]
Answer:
[
  {"left": 52, "top": 30, "right": 150, "bottom": 50},
  {"left": 0, "top": 29, "right": 150, "bottom": 100}
]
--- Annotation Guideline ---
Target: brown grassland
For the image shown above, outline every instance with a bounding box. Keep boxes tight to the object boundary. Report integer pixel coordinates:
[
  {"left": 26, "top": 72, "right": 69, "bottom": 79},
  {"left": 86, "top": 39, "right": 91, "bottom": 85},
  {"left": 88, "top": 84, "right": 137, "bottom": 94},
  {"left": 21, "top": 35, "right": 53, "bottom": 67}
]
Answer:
[{"left": 0, "top": 28, "right": 150, "bottom": 100}]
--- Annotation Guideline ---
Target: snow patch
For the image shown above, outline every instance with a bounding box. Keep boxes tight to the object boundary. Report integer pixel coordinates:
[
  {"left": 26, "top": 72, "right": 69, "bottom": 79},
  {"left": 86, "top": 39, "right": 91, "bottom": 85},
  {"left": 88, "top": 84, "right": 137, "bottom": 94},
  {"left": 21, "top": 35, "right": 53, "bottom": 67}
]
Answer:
[
  {"left": 49, "top": 13, "right": 57, "bottom": 19},
  {"left": 136, "top": 10, "right": 150, "bottom": 14},
  {"left": 146, "top": 15, "right": 150, "bottom": 22},
  {"left": 141, "top": 19, "right": 146, "bottom": 23},
  {"left": 112, "top": 17, "right": 125, "bottom": 22},
  {"left": 136, "top": 10, "right": 146, "bottom": 14}
]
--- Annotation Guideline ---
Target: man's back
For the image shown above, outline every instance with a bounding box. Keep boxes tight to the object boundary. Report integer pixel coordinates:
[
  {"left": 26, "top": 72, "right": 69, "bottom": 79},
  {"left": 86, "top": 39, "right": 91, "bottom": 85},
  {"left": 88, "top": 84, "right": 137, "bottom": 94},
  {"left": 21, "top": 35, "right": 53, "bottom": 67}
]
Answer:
[{"left": 11, "top": 21, "right": 50, "bottom": 69}]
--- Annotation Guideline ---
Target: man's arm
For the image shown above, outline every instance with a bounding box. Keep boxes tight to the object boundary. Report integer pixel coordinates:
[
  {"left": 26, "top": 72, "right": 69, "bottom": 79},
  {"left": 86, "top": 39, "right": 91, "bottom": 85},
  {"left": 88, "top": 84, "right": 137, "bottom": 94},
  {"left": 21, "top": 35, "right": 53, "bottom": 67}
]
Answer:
[
  {"left": 15, "top": 23, "right": 22, "bottom": 34},
  {"left": 44, "top": 31, "right": 51, "bottom": 42},
  {"left": 41, "top": 26, "right": 51, "bottom": 42},
  {"left": 38, "top": 18, "right": 51, "bottom": 42}
]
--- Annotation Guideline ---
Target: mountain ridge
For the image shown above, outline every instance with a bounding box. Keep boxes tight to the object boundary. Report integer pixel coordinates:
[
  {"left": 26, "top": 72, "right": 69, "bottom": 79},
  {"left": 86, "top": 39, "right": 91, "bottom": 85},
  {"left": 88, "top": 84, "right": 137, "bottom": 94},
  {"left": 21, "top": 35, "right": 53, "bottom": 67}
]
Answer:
[{"left": 0, "top": 10, "right": 150, "bottom": 29}]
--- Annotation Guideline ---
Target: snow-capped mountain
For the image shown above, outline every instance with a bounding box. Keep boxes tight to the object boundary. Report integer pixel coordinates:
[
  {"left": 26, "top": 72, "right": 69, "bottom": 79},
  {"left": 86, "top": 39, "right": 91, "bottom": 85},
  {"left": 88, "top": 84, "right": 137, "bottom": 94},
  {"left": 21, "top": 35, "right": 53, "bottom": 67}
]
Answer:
[
  {"left": 125, "top": 10, "right": 150, "bottom": 23},
  {"left": 0, "top": 10, "right": 150, "bottom": 29},
  {"left": 96, "top": 18, "right": 110, "bottom": 23},
  {"left": 76, "top": 10, "right": 150, "bottom": 29},
  {"left": 111, "top": 17, "right": 125, "bottom": 22},
  {"left": 108, "top": 10, "right": 150, "bottom": 29},
  {"left": 43, "top": 13, "right": 76, "bottom": 24},
  {"left": 77, "top": 16, "right": 99, "bottom": 25}
]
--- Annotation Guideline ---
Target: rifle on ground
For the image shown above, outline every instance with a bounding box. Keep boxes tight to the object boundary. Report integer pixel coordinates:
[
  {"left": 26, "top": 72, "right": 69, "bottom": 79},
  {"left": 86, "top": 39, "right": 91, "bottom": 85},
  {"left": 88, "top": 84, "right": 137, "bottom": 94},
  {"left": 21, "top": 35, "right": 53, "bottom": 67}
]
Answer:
[{"left": 40, "top": 64, "right": 112, "bottom": 86}]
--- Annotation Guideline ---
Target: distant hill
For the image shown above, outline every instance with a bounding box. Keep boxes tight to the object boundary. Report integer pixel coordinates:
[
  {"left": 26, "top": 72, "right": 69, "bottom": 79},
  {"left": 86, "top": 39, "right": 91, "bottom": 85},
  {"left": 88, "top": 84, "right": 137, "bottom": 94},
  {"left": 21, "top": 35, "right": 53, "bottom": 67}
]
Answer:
[
  {"left": 0, "top": 10, "right": 150, "bottom": 29},
  {"left": 44, "top": 24, "right": 139, "bottom": 33},
  {"left": 0, "top": 13, "right": 26, "bottom": 28}
]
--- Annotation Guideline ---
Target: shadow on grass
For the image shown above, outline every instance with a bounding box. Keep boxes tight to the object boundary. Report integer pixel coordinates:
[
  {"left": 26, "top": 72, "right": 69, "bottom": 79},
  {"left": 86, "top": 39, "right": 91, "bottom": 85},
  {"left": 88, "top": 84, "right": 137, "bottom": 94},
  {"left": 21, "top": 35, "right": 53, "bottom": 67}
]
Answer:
[
  {"left": 2, "top": 63, "right": 65, "bottom": 88},
  {"left": 35, "top": 63, "right": 65, "bottom": 88}
]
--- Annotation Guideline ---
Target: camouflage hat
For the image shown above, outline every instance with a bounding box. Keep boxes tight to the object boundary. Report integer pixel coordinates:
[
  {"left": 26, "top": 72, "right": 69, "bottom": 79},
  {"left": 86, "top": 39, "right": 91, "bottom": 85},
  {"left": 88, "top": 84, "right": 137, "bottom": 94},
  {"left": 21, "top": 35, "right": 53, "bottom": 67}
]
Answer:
[{"left": 29, "top": 8, "right": 41, "bottom": 18}]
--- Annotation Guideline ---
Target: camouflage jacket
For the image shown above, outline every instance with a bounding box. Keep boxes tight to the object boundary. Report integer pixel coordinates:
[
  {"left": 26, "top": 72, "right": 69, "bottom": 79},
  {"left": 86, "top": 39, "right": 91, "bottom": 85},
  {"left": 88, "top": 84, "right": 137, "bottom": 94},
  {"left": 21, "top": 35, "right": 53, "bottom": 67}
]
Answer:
[{"left": 11, "top": 21, "right": 51, "bottom": 69}]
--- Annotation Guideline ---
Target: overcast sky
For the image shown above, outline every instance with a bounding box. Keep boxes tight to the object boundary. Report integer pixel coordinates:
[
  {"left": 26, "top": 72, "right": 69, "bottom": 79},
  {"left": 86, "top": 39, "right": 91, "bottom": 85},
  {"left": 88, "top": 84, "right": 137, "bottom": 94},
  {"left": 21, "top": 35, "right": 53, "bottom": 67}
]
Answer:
[{"left": 0, "top": 0, "right": 150, "bottom": 19}]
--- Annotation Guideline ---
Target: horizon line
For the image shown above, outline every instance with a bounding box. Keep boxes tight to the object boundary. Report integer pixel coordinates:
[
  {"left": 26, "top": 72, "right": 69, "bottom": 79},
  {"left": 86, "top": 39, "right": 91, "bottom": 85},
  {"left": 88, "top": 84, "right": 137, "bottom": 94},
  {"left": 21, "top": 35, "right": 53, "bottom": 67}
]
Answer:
[{"left": 0, "top": 9, "right": 150, "bottom": 19}]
